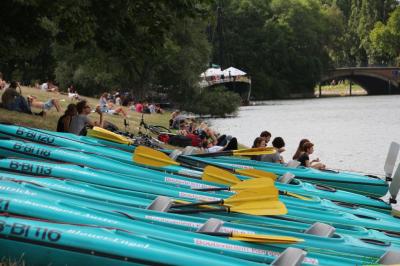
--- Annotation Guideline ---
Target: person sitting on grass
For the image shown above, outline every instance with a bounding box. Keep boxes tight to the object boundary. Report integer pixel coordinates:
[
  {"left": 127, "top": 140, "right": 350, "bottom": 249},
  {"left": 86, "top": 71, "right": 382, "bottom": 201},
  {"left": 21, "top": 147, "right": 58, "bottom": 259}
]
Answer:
[
  {"left": 1, "top": 81, "right": 32, "bottom": 114},
  {"left": 27, "top": 95, "right": 62, "bottom": 115},
  {"left": 57, "top": 103, "right": 77, "bottom": 132},
  {"left": 259, "top": 136, "right": 286, "bottom": 164},
  {"left": 292, "top": 138, "right": 310, "bottom": 160},
  {"left": 297, "top": 142, "right": 326, "bottom": 170},
  {"left": 68, "top": 85, "right": 81, "bottom": 101},
  {"left": 68, "top": 100, "right": 103, "bottom": 135},
  {"left": 260, "top": 130, "right": 272, "bottom": 146},
  {"left": 251, "top": 136, "right": 266, "bottom": 161},
  {"left": 40, "top": 80, "right": 59, "bottom": 93},
  {"left": 99, "top": 92, "right": 128, "bottom": 117},
  {"left": 0, "top": 72, "right": 6, "bottom": 91}
]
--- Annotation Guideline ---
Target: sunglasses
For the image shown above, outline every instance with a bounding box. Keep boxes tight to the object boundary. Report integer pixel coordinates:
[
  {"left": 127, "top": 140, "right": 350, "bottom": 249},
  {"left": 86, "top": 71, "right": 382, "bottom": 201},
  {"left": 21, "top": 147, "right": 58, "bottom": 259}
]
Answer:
[{"left": 84, "top": 106, "right": 91, "bottom": 109}]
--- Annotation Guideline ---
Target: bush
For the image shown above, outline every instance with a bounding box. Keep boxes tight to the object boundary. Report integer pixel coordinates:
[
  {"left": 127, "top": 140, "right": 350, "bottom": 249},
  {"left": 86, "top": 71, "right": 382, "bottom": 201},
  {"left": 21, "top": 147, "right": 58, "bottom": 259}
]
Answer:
[{"left": 185, "top": 86, "right": 242, "bottom": 117}]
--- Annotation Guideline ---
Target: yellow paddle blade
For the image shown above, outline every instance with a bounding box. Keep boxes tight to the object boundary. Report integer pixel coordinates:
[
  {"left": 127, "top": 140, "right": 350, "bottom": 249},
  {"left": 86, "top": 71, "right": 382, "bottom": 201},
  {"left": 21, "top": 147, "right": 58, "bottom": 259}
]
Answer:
[
  {"left": 233, "top": 148, "right": 277, "bottom": 156},
  {"left": 134, "top": 146, "right": 180, "bottom": 167},
  {"left": 235, "top": 168, "right": 277, "bottom": 181},
  {"left": 87, "top": 127, "right": 133, "bottom": 145},
  {"left": 224, "top": 187, "right": 279, "bottom": 205},
  {"left": 230, "top": 178, "right": 274, "bottom": 191},
  {"left": 285, "top": 192, "right": 313, "bottom": 201},
  {"left": 202, "top": 166, "right": 241, "bottom": 186},
  {"left": 233, "top": 147, "right": 276, "bottom": 154},
  {"left": 230, "top": 233, "right": 303, "bottom": 244},
  {"left": 230, "top": 200, "right": 287, "bottom": 215}
]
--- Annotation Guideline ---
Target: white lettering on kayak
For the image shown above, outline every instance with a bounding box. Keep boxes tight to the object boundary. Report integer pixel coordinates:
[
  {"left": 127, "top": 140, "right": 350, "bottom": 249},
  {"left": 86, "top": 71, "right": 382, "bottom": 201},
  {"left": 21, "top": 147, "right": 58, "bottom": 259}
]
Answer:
[
  {"left": 145, "top": 215, "right": 203, "bottom": 228},
  {"left": 164, "top": 177, "right": 216, "bottom": 189},
  {"left": 144, "top": 215, "right": 255, "bottom": 234},
  {"left": 10, "top": 198, "right": 119, "bottom": 225},
  {"left": 177, "top": 169, "right": 203, "bottom": 177},
  {"left": 194, "top": 239, "right": 318, "bottom": 265},
  {"left": 221, "top": 163, "right": 254, "bottom": 169},
  {"left": 178, "top": 192, "right": 220, "bottom": 201},
  {"left": 67, "top": 230, "right": 149, "bottom": 249},
  {"left": 0, "top": 185, "right": 36, "bottom": 196}
]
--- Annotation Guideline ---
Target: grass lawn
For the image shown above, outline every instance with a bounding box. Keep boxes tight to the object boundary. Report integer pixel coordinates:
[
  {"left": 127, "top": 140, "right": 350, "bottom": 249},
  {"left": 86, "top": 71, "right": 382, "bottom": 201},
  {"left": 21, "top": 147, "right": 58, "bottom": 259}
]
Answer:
[
  {"left": 0, "top": 86, "right": 172, "bottom": 134},
  {"left": 315, "top": 82, "right": 367, "bottom": 96}
]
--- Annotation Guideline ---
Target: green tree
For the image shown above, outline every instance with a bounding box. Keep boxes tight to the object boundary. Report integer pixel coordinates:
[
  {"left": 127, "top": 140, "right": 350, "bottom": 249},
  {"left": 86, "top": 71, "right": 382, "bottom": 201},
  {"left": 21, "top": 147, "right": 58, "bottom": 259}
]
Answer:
[
  {"left": 219, "top": 0, "right": 334, "bottom": 99},
  {"left": 370, "top": 7, "right": 400, "bottom": 65}
]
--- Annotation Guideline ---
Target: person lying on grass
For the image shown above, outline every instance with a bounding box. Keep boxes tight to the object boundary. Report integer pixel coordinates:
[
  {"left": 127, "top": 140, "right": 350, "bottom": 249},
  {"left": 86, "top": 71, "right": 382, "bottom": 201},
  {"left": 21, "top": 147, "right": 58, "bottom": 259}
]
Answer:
[{"left": 27, "top": 95, "right": 62, "bottom": 116}]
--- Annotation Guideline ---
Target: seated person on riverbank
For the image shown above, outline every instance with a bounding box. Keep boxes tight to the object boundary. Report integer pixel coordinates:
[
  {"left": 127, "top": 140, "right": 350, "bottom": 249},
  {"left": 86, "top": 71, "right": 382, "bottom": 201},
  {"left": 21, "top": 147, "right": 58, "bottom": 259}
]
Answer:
[
  {"left": 0, "top": 73, "right": 6, "bottom": 91},
  {"left": 155, "top": 104, "right": 164, "bottom": 114},
  {"left": 169, "top": 110, "right": 180, "bottom": 128},
  {"left": 292, "top": 138, "right": 310, "bottom": 160},
  {"left": 40, "top": 81, "right": 59, "bottom": 93},
  {"left": 251, "top": 137, "right": 267, "bottom": 161},
  {"left": 297, "top": 142, "right": 326, "bottom": 170},
  {"left": 198, "top": 122, "right": 218, "bottom": 146},
  {"left": 27, "top": 95, "right": 62, "bottom": 115},
  {"left": 202, "top": 136, "right": 238, "bottom": 153},
  {"left": 171, "top": 113, "right": 188, "bottom": 130},
  {"left": 57, "top": 103, "right": 77, "bottom": 132},
  {"left": 69, "top": 100, "right": 104, "bottom": 135},
  {"left": 260, "top": 130, "right": 272, "bottom": 145},
  {"left": 1, "top": 81, "right": 32, "bottom": 114},
  {"left": 99, "top": 92, "right": 128, "bottom": 117},
  {"left": 68, "top": 85, "right": 81, "bottom": 101},
  {"left": 260, "top": 137, "right": 285, "bottom": 163}
]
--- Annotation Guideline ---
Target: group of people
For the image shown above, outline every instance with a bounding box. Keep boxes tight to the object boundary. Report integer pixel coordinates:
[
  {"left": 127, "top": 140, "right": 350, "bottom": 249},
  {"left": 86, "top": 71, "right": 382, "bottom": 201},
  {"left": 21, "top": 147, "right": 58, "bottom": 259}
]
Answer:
[
  {"left": 133, "top": 101, "right": 164, "bottom": 114},
  {"left": 171, "top": 111, "right": 238, "bottom": 151},
  {"left": 251, "top": 131, "right": 326, "bottom": 169},
  {"left": 57, "top": 100, "right": 103, "bottom": 135}
]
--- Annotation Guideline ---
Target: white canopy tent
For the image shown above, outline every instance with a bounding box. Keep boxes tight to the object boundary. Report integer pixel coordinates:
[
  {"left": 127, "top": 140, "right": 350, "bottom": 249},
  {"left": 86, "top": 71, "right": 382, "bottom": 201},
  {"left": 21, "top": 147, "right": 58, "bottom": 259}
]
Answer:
[
  {"left": 222, "top": 67, "right": 246, "bottom": 77},
  {"left": 200, "top": 68, "right": 223, "bottom": 77}
]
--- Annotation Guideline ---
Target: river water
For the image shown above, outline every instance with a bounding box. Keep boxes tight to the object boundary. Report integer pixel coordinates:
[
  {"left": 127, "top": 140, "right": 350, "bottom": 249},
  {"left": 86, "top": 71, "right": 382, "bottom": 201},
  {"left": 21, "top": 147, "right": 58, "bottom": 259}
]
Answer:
[{"left": 209, "top": 95, "right": 400, "bottom": 176}]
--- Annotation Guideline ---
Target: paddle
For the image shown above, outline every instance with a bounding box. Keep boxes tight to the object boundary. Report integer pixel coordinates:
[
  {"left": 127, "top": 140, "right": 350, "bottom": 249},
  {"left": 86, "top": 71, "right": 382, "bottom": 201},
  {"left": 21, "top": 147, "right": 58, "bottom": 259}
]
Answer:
[
  {"left": 86, "top": 128, "right": 277, "bottom": 180},
  {"left": 389, "top": 163, "right": 400, "bottom": 204},
  {"left": 193, "top": 147, "right": 277, "bottom": 157},
  {"left": 134, "top": 145, "right": 277, "bottom": 181},
  {"left": 170, "top": 188, "right": 287, "bottom": 216},
  {"left": 134, "top": 146, "right": 309, "bottom": 200},
  {"left": 87, "top": 127, "right": 133, "bottom": 145},
  {"left": 200, "top": 232, "right": 303, "bottom": 244},
  {"left": 384, "top": 141, "right": 400, "bottom": 181}
]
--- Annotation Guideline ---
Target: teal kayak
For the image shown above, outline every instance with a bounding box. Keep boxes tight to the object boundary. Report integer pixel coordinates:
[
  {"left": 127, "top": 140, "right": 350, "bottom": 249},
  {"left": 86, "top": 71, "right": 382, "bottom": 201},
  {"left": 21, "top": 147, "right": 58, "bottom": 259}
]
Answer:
[
  {"left": 0, "top": 123, "right": 390, "bottom": 197},
  {"left": 0, "top": 140, "right": 399, "bottom": 233},
  {"left": 1, "top": 164, "right": 400, "bottom": 244},
  {"left": 0, "top": 122, "right": 394, "bottom": 215},
  {"left": 0, "top": 214, "right": 267, "bottom": 266},
  {"left": 0, "top": 173, "right": 400, "bottom": 254},
  {"left": 184, "top": 155, "right": 389, "bottom": 198},
  {"left": 0, "top": 155, "right": 392, "bottom": 215},
  {"left": 0, "top": 179, "right": 391, "bottom": 266}
]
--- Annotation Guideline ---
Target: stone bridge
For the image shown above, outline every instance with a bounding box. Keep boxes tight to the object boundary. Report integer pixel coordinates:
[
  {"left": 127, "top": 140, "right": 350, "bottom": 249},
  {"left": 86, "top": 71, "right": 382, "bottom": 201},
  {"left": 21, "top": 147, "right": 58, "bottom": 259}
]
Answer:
[{"left": 321, "top": 67, "right": 400, "bottom": 94}]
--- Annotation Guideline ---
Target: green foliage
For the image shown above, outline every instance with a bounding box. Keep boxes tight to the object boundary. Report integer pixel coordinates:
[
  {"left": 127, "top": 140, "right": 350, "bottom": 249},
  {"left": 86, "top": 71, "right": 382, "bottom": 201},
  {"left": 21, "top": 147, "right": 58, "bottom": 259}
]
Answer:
[
  {"left": 370, "top": 7, "right": 400, "bottom": 65},
  {"left": 325, "top": 0, "right": 398, "bottom": 66},
  {"left": 2, "top": 0, "right": 400, "bottom": 103},
  {"left": 219, "top": 0, "right": 333, "bottom": 98},
  {"left": 185, "top": 86, "right": 242, "bottom": 117}
]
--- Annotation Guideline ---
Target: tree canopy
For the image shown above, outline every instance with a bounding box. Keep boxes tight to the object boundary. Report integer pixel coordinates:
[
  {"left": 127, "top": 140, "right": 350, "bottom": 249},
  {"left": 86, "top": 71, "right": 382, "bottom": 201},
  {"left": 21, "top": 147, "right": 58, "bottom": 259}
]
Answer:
[{"left": 1, "top": 0, "right": 400, "bottom": 104}]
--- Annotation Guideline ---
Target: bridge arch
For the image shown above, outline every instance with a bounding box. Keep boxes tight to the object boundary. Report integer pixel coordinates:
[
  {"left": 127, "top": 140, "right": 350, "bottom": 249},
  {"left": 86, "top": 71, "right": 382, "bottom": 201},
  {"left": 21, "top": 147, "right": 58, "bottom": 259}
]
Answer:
[{"left": 320, "top": 67, "right": 400, "bottom": 95}]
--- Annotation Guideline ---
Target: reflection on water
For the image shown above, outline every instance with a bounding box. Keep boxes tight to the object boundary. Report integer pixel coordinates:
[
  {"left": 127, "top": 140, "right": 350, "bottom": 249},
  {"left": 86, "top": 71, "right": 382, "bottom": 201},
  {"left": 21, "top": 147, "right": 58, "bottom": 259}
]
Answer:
[{"left": 209, "top": 95, "right": 400, "bottom": 176}]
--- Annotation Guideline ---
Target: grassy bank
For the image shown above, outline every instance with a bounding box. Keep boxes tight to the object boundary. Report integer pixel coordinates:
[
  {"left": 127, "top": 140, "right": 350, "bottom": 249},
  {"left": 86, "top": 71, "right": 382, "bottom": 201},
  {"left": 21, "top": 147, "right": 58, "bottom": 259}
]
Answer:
[
  {"left": 0, "top": 86, "right": 171, "bottom": 134},
  {"left": 315, "top": 82, "right": 367, "bottom": 96}
]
